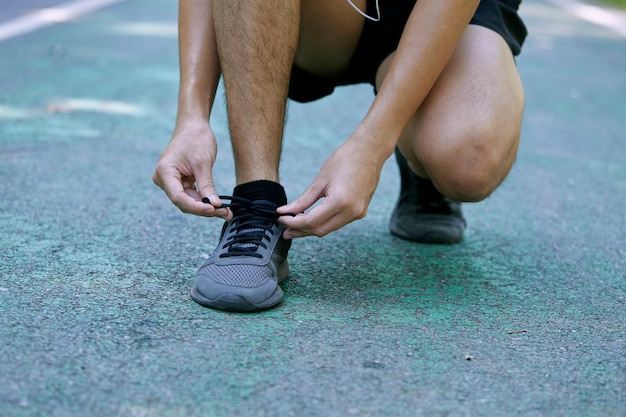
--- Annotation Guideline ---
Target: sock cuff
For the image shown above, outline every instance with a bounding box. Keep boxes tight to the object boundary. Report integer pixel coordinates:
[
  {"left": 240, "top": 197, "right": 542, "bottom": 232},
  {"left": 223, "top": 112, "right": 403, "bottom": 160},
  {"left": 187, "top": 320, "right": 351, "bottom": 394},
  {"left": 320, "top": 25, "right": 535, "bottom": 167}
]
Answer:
[{"left": 233, "top": 180, "right": 287, "bottom": 206}]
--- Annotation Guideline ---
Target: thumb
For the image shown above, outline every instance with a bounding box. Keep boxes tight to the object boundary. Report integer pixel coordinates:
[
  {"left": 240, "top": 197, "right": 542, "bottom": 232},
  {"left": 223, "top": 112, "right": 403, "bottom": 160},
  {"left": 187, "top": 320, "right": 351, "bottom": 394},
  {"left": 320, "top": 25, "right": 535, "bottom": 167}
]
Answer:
[
  {"left": 277, "top": 182, "right": 325, "bottom": 215},
  {"left": 195, "top": 166, "right": 222, "bottom": 207}
]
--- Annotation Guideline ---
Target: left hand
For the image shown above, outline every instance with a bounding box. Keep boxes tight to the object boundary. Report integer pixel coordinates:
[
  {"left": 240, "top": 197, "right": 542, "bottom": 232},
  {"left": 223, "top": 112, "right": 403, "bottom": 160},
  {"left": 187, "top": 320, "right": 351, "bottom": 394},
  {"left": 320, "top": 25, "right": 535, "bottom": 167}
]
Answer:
[{"left": 277, "top": 138, "right": 388, "bottom": 238}]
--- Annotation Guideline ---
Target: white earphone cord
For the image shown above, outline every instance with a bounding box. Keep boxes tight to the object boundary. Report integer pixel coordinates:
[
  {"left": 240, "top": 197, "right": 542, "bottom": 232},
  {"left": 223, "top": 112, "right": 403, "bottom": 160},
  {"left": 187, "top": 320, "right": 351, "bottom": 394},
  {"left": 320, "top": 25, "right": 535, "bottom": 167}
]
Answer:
[{"left": 345, "top": 0, "right": 381, "bottom": 22}]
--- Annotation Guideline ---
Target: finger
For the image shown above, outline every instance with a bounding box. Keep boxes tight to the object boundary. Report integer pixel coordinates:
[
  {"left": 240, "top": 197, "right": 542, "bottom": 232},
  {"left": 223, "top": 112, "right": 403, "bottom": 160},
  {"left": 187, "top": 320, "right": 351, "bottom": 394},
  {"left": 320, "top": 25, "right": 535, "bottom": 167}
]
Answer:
[
  {"left": 202, "top": 193, "right": 223, "bottom": 207},
  {"left": 190, "top": 163, "right": 233, "bottom": 220},
  {"left": 279, "top": 203, "right": 346, "bottom": 239},
  {"left": 192, "top": 189, "right": 232, "bottom": 220},
  {"left": 281, "top": 214, "right": 345, "bottom": 239},
  {"left": 277, "top": 182, "right": 325, "bottom": 215},
  {"left": 193, "top": 163, "right": 221, "bottom": 205},
  {"left": 156, "top": 168, "right": 225, "bottom": 218}
]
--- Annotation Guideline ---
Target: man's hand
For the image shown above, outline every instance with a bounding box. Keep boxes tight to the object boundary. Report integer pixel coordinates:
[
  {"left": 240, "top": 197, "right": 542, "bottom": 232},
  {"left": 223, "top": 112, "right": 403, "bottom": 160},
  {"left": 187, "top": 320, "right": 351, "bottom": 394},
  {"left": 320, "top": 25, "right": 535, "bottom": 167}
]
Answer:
[
  {"left": 152, "top": 121, "right": 231, "bottom": 219},
  {"left": 277, "top": 138, "right": 387, "bottom": 238}
]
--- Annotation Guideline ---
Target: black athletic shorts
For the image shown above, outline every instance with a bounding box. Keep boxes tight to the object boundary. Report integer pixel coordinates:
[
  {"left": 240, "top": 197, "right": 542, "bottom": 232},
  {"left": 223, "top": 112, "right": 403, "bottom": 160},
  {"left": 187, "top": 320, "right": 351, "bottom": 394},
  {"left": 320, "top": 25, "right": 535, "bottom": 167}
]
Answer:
[{"left": 288, "top": 0, "right": 527, "bottom": 103}]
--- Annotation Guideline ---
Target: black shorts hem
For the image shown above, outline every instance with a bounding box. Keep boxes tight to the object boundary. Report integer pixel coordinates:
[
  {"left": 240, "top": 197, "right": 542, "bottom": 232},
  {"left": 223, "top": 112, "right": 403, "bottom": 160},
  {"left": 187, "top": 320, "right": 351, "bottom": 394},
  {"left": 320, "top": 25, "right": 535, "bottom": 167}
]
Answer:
[{"left": 288, "top": 0, "right": 527, "bottom": 103}]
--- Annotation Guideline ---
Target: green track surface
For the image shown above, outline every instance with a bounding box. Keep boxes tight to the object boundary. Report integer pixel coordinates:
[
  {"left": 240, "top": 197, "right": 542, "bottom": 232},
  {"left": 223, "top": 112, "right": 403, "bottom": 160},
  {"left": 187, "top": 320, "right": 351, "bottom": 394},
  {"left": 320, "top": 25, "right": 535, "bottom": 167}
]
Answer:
[{"left": 1, "top": 1, "right": 624, "bottom": 416}]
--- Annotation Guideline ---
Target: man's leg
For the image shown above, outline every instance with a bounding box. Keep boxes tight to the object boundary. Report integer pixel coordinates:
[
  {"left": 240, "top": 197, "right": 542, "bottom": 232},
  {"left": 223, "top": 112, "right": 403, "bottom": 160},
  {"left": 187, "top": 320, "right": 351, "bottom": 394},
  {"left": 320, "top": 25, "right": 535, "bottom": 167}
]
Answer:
[
  {"left": 214, "top": 0, "right": 367, "bottom": 181},
  {"left": 213, "top": 0, "right": 300, "bottom": 184},
  {"left": 379, "top": 25, "right": 524, "bottom": 242}
]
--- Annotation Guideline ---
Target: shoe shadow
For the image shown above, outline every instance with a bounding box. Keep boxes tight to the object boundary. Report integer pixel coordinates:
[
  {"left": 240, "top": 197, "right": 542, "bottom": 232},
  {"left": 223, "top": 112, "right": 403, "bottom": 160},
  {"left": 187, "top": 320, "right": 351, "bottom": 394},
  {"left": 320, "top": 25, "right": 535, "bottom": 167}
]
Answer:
[{"left": 281, "top": 224, "right": 526, "bottom": 326}]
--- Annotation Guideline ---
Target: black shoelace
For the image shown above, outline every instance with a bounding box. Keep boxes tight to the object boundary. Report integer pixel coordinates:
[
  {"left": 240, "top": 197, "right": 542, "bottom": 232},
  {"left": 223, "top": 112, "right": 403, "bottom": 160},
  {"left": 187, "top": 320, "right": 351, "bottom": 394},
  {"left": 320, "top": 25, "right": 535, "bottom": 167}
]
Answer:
[{"left": 203, "top": 196, "right": 281, "bottom": 259}]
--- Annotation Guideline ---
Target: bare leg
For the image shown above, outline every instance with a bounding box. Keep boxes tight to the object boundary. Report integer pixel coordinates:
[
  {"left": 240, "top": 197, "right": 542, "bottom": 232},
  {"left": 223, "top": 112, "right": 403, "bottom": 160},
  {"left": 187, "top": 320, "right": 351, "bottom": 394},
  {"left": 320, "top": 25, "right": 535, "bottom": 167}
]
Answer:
[
  {"left": 377, "top": 25, "right": 525, "bottom": 202},
  {"left": 213, "top": 0, "right": 300, "bottom": 185}
]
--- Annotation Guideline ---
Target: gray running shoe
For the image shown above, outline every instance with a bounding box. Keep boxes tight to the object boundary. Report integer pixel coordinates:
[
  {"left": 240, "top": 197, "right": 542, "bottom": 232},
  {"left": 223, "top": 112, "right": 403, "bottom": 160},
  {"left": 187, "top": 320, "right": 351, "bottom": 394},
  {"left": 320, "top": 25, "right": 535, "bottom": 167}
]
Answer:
[
  {"left": 191, "top": 196, "right": 291, "bottom": 312},
  {"left": 389, "top": 148, "right": 466, "bottom": 244}
]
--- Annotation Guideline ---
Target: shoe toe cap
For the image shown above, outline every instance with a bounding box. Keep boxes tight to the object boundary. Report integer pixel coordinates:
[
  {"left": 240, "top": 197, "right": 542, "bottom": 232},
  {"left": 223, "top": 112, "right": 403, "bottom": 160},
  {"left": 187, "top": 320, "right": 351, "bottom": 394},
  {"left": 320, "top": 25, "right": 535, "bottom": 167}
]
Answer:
[
  {"left": 390, "top": 212, "right": 466, "bottom": 244},
  {"left": 192, "top": 264, "right": 283, "bottom": 312}
]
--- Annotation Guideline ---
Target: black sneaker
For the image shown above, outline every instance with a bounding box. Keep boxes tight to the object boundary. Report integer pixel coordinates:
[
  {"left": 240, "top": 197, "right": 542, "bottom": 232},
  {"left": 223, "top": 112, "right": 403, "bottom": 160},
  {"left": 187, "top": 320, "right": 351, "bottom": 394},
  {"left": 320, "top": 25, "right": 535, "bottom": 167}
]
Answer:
[
  {"left": 389, "top": 148, "right": 466, "bottom": 244},
  {"left": 191, "top": 196, "right": 291, "bottom": 312}
]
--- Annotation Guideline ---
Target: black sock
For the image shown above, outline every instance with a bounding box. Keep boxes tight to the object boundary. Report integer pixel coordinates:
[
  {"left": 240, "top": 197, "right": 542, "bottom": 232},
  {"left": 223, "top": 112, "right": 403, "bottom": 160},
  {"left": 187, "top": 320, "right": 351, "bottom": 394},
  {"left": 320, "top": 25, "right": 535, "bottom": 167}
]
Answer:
[{"left": 233, "top": 180, "right": 287, "bottom": 207}]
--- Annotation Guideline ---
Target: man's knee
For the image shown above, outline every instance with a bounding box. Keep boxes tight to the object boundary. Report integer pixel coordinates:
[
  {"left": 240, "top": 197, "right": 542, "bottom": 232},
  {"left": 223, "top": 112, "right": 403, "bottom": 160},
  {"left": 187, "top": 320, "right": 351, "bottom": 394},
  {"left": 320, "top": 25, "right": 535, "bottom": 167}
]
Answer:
[
  {"left": 425, "top": 131, "right": 517, "bottom": 202},
  {"left": 434, "top": 160, "right": 499, "bottom": 203}
]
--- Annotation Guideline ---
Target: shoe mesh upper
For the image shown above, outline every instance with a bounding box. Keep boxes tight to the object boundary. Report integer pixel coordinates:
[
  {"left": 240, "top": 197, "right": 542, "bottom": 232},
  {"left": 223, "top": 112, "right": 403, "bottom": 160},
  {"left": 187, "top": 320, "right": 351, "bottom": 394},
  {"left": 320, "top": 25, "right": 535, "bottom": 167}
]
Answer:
[
  {"left": 200, "top": 263, "right": 271, "bottom": 287},
  {"left": 197, "top": 197, "right": 291, "bottom": 287}
]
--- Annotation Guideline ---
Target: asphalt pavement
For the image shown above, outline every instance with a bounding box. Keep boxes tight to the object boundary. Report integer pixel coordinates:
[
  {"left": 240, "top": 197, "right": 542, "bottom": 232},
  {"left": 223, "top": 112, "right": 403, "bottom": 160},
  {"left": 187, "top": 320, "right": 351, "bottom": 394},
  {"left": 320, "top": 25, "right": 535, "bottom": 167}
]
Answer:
[{"left": 1, "top": 0, "right": 625, "bottom": 416}]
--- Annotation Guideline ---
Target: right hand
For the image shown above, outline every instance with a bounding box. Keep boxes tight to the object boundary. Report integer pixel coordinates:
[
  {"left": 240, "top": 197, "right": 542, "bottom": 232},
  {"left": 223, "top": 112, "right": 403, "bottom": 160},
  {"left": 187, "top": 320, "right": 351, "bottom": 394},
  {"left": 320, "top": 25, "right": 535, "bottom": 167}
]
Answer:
[
  {"left": 278, "top": 134, "right": 386, "bottom": 238},
  {"left": 152, "top": 121, "right": 232, "bottom": 220}
]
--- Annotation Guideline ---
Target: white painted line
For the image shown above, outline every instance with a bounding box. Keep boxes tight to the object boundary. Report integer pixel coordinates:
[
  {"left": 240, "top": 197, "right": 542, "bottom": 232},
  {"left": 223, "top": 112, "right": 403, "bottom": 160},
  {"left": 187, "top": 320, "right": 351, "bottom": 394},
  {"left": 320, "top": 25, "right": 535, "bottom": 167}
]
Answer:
[
  {"left": 0, "top": 0, "right": 126, "bottom": 42},
  {"left": 545, "top": 0, "right": 626, "bottom": 38}
]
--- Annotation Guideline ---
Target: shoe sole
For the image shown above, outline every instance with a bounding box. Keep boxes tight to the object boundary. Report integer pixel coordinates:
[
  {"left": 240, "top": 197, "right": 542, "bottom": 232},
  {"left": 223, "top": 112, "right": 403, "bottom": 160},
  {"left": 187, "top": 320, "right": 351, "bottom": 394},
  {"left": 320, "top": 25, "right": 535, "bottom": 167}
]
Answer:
[
  {"left": 389, "top": 218, "right": 465, "bottom": 244},
  {"left": 190, "top": 285, "right": 284, "bottom": 312}
]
